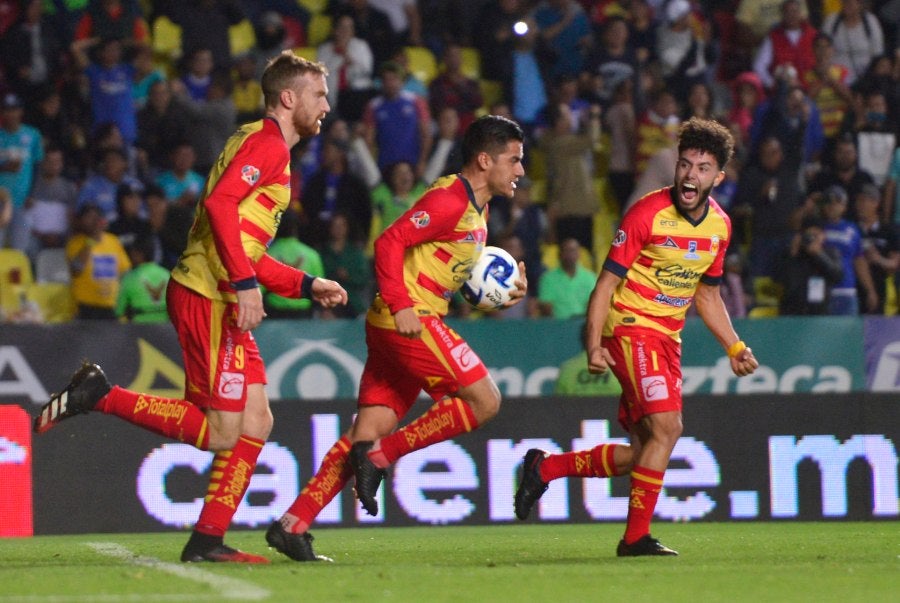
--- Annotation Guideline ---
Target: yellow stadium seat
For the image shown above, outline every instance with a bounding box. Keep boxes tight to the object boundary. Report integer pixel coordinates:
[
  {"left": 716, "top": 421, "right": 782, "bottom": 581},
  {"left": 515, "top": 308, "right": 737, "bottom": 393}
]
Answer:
[
  {"left": 307, "top": 13, "right": 332, "bottom": 47},
  {"left": 458, "top": 47, "right": 481, "bottom": 80},
  {"left": 752, "top": 276, "right": 783, "bottom": 308},
  {"left": 293, "top": 46, "right": 318, "bottom": 61},
  {"left": 151, "top": 16, "right": 182, "bottom": 61},
  {"left": 748, "top": 305, "right": 779, "bottom": 319},
  {"left": 298, "top": 0, "right": 329, "bottom": 13},
  {"left": 25, "top": 282, "right": 76, "bottom": 323},
  {"left": 528, "top": 178, "right": 546, "bottom": 204},
  {"left": 0, "top": 248, "right": 34, "bottom": 316},
  {"left": 540, "top": 243, "right": 594, "bottom": 271},
  {"left": 479, "top": 79, "right": 504, "bottom": 112},
  {"left": 229, "top": 19, "right": 257, "bottom": 57},
  {"left": 404, "top": 46, "right": 438, "bottom": 85}
]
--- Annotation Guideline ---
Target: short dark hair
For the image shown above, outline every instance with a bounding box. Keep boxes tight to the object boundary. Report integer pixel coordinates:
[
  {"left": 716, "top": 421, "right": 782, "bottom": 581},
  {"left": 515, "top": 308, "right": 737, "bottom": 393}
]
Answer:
[
  {"left": 461, "top": 115, "right": 524, "bottom": 165},
  {"left": 677, "top": 117, "right": 734, "bottom": 171}
]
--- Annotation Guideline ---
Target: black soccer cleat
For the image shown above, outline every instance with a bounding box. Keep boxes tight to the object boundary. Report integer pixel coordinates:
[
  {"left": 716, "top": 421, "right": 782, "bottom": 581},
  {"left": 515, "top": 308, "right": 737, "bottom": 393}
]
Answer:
[
  {"left": 349, "top": 441, "right": 386, "bottom": 516},
  {"left": 265, "top": 521, "right": 332, "bottom": 562},
  {"left": 514, "top": 448, "right": 549, "bottom": 520},
  {"left": 34, "top": 362, "right": 111, "bottom": 434},
  {"left": 180, "top": 531, "right": 269, "bottom": 563},
  {"left": 616, "top": 535, "right": 679, "bottom": 557}
]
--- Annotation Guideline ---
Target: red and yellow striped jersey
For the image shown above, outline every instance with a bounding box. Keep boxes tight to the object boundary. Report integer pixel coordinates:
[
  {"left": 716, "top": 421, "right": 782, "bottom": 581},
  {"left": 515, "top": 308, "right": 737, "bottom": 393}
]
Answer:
[
  {"left": 603, "top": 187, "right": 731, "bottom": 342},
  {"left": 368, "top": 175, "right": 487, "bottom": 328},
  {"left": 172, "top": 118, "right": 292, "bottom": 302}
]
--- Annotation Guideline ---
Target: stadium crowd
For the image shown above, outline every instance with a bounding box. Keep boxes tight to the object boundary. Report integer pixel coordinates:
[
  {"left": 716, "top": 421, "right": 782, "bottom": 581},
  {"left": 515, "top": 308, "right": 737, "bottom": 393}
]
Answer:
[{"left": 2, "top": 0, "right": 900, "bottom": 323}]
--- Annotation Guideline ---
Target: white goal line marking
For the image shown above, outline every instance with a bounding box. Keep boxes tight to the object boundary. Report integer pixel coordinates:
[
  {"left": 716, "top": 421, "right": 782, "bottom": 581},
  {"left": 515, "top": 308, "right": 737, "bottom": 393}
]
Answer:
[{"left": 84, "top": 542, "right": 271, "bottom": 601}]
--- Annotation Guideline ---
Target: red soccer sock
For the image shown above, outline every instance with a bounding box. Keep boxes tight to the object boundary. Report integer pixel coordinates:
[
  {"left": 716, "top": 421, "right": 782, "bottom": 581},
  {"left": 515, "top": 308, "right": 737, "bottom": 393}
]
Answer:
[
  {"left": 97, "top": 386, "right": 210, "bottom": 449},
  {"left": 194, "top": 435, "right": 265, "bottom": 537},
  {"left": 539, "top": 444, "right": 622, "bottom": 482},
  {"left": 623, "top": 465, "right": 665, "bottom": 545},
  {"left": 374, "top": 397, "right": 479, "bottom": 467},
  {"left": 280, "top": 436, "right": 353, "bottom": 534}
]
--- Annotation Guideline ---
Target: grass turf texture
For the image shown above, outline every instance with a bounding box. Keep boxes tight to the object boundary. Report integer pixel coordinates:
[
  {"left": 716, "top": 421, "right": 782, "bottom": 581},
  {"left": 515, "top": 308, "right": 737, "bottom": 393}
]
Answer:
[{"left": 0, "top": 523, "right": 895, "bottom": 602}]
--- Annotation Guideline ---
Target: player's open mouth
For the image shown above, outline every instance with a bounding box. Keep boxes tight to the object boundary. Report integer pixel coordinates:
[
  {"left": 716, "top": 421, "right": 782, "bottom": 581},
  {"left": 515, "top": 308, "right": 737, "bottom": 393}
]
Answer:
[{"left": 682, "top": 182, "right": 698, "bottom": 201}]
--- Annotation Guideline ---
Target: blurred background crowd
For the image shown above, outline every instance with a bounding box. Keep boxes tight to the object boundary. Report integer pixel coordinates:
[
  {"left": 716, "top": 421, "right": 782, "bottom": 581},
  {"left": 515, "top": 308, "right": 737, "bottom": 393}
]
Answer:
[{"left": 2, "top": 0, "right": 900, "bottom": 325}]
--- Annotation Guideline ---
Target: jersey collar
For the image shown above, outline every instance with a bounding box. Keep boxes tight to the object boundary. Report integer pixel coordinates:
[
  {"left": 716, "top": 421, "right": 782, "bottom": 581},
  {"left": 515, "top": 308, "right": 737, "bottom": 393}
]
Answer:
[{"left": 458, "top": 175, "right": 484, "bottom": 214}]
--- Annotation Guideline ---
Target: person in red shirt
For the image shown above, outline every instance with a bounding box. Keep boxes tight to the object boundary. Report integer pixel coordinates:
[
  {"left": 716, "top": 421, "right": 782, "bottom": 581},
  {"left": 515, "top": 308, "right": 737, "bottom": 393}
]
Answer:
[
  {"left": 33, "top": 51, "right": 348, "bottom": 563},
  {"left": 515, "top": 118, "right": 759, "bottom": 556},
  {"left": 266, "top": 115, "right": 529, "bottom": 561}
]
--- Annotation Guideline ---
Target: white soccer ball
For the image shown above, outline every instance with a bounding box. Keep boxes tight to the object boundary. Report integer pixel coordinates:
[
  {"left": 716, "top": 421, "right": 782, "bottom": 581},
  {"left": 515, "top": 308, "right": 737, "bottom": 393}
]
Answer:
[{"left": 461, "top": 246, "right": 520, "bottom": 310}]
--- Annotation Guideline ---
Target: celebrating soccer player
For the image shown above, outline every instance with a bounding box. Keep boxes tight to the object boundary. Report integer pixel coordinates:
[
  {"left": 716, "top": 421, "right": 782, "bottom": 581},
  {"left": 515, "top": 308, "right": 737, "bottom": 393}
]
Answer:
[
  {"left": 33, "top": 51, "right": 348, "bottom": 563},
  {"left": 266, "top": 115, "right": 528, "bottom": 561},
  {"left": 515, "top": 117, "right": 759, "bottom": 556}
]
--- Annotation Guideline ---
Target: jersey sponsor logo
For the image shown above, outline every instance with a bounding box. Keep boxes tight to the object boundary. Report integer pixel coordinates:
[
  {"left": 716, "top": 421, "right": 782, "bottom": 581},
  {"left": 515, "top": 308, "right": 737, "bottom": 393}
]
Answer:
[
  {"left": 641, "top": 375, "right": 669, "bottom": 401},
  {"left": 241, "top": 165, "right": 261, "bottom": 185},
  {"left": 612, "top": 229, "right": 626, "bottom": 246},
  {"left": 685, "top": 240, "right": 700, "bottom": 260},
  {"left": 658, "top": 236, "right": 679, "bottom": 249},
  {"left": 458, "top": 229, "right": 487, "bottom": 244},
  {"left": 655, "top": 264, "right": 703, "bottom": 288},
  {"left": 653, "top": 293, "right": 691, "bottom": 307},
  {"left": 658, "top": 219, "right": 678, "bottom": 228},
  {"left": 450, "top": 343, "right": 478, "bottom": 372},
  {"left": 710, "top": 235, "right": 720, "bottom": 255},
  {"left": 410, "top": 210, "right": 431, "bottom": 228},
  {"left": 218, "top": 371, "right": 245, "bottom": 400}
]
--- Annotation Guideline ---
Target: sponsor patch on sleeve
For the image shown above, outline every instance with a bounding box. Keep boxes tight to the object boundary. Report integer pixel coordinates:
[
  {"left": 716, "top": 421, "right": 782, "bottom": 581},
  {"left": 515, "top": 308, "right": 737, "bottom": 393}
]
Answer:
[
  {"left": 410, "top": 210, "right": 431, "bottom": 228},
  {"left": 241, "top": 165, "right": 261, "bottom": 186}
]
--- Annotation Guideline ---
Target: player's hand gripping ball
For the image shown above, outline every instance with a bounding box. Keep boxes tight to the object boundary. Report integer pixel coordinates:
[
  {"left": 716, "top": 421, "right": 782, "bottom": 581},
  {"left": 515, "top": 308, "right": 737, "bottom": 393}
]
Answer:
[{"left": 461, "top": 246, "right": 521, "bottom": 310}]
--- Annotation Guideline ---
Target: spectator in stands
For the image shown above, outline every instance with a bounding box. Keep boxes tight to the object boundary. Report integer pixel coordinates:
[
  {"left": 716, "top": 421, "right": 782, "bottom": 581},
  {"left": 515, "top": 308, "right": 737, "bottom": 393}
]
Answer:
[
  {"left": 130, "top": 44, "right": 166, "bottom": 111},
  {"left": 0, "top": 92, "right": 44, "bottom": 252},
  {"left": 175, "top": 73, "right": 237, "bottom": 176},
  {"left": 108, "top": 183, "right": 152, "bottom": 251},
  {"left": 116, "top": 232, "right": 170, "bottom": 324},
  {"left": 71, "top": 36, "right": 138, "bottom": 148},
  {"left": 263, "top": 209, "right": 325, "bottom": 319},
  {"left": 846, "top": 88, "right": 896, "bottom": 187},
  {"left": 90, "top": 121, "right": 139, "bottom": 179},
  {"left": 428, "top": 43, "right": 484, "bottom": 134},
  {"left": 336, "top": 0, "right": 398, "bottom": 67},
  {"left": 24, "top": 86, "right": 83, "bottom": 177},
  {"left": 317, "top": 14, "right": 375, "bottom": 122},
  {"left": 27, "top": 146, "right": 78, "bottom": 254},
  {"left": 537, "top": 237, "right": 596, "bottom": 319},
  {"left": 154, "top": 142, "right": 205, "bottom": 206},
  {"left": 821, "top": 184, "right": 878, "bottom": 315},
  {"left": 0, "top": 0, "right": 63, "bottom": 105},
  {"left": 66, "top": 203, "right": 132, "bottom": 320},
  {"left": 232, "top": 53, "right": 264, "bottom": 123},
  {"left": 634, "top": 88, "right": 680, "bottom": 177},
  {"left": 734, "top": 0, "right": 810, "bottom": 52},
  {"left": 319, "top": 212, "right": 373, "bottom": 319},
  {"left": 136, "top": 80, "right": 192, "bottom": 175},
  {"left": 368, "top": 0, "right": 422, "bottom": 47},
  {"left": 855, "top": 183, "right": 899, "bottom": 314},
  {"left": 370, "top": 161, "right": 426, "bottom": 239},
  {"left": 752, "top": 0, "right": 818, "bottom": 91},
  {"left": 683, "top": 81, "right": 716, "bottom": 121},
  {"left": 73, "top": 0, "right": 148, "bottom": 46},
  {"left": 719, "top": 253, "right": 750, "bottom": 319},
  {"left": 532, "top": 0, "right": 593, "bottom": 80},
  {"left": 775, "top": 216, "right": 843, "bottom": 315},
  {"left": 604, "top": 77, "right": 636, "bottom": 210},
  {"left": 625, "top": 0, "right": 656, "bottom": 66},
  {"left": 728, "top": 71, "right": 766, "bottom": 149},
  {"left": 806, "top": 134, "right": 875, "bottom": 221},
  {"left": 509, "top": 16, "right": 549, "bottom": 132},
  {"left": 473, "top": 0, "right": 526, "bottom": 94},
  {"left": 362, "top": 60, "right": 432, "bottom": 177},
  {"left": 802, "top": 32, "right": 852, "bottom": 144},
  {"left": 882, "top": 141, "right": 900, "bottom": 226},
  {"left": 487, "top": 176, "right": 547, "bottom": 289},
  {"left": 732, "top": 136, "right": 803, "bottom": 280},
  {"left": 180, "top": 48, "right": 215, "bottom": 103},
  {"left": 159, "top": 0, "right": 245, "bottom": 74},
  {"left": 655, "top": 0, "right": 714, "bottom": 104},
  {"left": 424, "top": 106, "right": 464, "bottom": 182},
  {"left": 77, "top": 147, "right": 143, "bottom": 222},
  {"left": 822, "top": 0, "right": 884, "bottom": 85},
  {"left": 300, "top": 137, "right": 372, "bottom": 250}
]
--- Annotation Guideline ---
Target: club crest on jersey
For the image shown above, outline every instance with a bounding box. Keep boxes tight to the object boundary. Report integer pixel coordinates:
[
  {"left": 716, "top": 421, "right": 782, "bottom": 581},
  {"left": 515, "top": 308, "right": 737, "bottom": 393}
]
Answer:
[
  {"left": 241, "top": 165, "right": 260, "bottom": 185},
  {"left": 410, "top": 210, "right": 431, "bottom": 228},
  {"left": 710, "top": 235, "right": 720, "bottom": 255},
  {"left": 684, "top": 240, "right": 700, "bottom": 260},
  {"left": 612, "top": 229, "right": 626, "bottom": 246}
]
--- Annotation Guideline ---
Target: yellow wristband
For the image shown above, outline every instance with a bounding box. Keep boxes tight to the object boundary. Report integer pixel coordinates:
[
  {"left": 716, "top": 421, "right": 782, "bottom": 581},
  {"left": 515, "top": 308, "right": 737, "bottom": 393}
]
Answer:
[{"left": 727, "top": 340, "right": 747, "bottom": 358}]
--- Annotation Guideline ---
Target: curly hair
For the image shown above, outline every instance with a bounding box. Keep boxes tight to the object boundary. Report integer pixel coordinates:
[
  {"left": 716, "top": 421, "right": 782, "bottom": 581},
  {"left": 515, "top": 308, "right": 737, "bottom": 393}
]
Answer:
[{"left": 677, "top": 117, "right": 734, "bottom": 171}]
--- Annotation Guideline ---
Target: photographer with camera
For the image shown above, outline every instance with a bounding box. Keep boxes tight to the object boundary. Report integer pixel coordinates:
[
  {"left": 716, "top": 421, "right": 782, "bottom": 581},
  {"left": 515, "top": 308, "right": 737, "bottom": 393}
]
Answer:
[{"left": 775, "top": 217, "right": 844, "bottom": 315}]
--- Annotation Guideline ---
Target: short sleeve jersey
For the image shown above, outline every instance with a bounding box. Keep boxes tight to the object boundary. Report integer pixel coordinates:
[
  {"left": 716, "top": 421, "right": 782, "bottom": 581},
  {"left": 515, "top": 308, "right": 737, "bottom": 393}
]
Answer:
[
  {"left": 368, "top": 175, "right": 487, "bottom": 328},
  {"left": 172, "top": 118, "right": 291, "bottom": 302},
  {"left": 603, "top": 187, "right": 731, "bottom": 342}
]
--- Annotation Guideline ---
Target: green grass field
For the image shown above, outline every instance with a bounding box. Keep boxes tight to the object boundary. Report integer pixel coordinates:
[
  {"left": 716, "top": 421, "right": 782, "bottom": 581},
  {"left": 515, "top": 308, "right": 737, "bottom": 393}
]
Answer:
[{"left": 0, "top": 523, "right": 896, "bottom": 602}]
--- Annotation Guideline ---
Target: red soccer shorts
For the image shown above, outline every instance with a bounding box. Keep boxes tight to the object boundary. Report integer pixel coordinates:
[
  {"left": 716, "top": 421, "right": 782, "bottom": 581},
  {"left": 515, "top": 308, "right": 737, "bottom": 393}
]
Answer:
[
  {"left": 358, "top": 315, "right": 489, "bottom": 418},
  {"left": 603, "top": 327, "right": 683, "bottom": 432},
  {"left": 167, "top": 280, "right": 266, "bottom": 411}
]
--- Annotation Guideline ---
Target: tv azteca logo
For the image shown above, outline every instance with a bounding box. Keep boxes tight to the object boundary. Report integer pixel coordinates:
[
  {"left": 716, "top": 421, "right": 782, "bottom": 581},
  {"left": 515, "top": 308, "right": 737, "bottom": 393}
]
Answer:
[{"left": 265, "top": 338, "right": 365, "bottom": 400}]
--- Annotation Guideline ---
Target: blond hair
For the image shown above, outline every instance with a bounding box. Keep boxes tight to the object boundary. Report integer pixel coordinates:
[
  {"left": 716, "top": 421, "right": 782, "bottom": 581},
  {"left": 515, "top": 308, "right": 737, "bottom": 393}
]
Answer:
[{"left": 261, "top": 50, "right": 328, "bottom": 108}]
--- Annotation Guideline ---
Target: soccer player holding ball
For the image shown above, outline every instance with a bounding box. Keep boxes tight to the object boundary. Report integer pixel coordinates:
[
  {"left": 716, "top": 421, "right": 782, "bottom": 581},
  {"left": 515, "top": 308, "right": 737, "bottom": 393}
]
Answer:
[
  {"left": 515, "top": 118, "right": 759, "bottom": 556},
  {"left": 266, "top": 115, "right": 528, "bottom": 561},
  {"left": 33, "top": 52, "right": 348, "bottom": 563}
]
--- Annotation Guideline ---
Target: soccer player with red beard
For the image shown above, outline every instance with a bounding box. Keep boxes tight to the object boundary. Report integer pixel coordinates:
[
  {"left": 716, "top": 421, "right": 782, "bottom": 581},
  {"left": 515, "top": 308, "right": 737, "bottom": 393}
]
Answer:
[
  {"left": 515, "top": 118, "right": 759, "bottom": 556},
  {"left": 34, "top": 51, "right": 348, "bottom": 563},
  {"left": 265, "top": 115, "right": 528, "bottom": 561}
]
